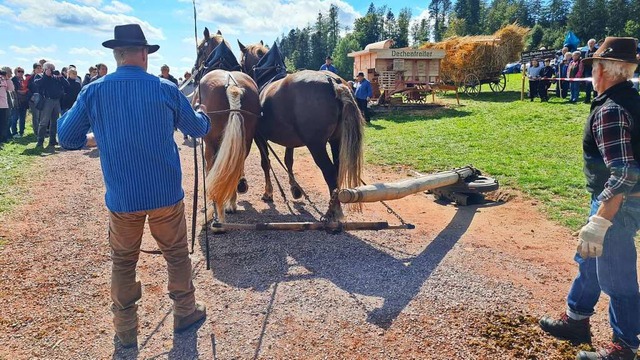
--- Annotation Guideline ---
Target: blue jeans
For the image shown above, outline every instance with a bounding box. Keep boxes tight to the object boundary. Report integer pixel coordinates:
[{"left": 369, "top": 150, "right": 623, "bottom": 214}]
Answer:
[
  {"left": 570, "top": 82, "right": 580, "bottom": 102},
  {"left": 9, "top": 106, "right": 27, "bottom": 136},
  {"left": 567, "top": 196, "right": 640, "bottom": 348}
]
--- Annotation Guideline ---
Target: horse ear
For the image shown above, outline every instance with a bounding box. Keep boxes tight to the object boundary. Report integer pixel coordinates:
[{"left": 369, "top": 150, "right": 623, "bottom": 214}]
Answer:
[
  {"left": 238, "top": 40, "right": 247, "bottom": 53},
  {"left": 203, "top": 27, "right": 210, "bottom": 40},
  {"left": 216, "top": 30, "right": 222, "bottom": 36},
  {"left": 260, "top": 40, "right": 264, "bottom": 46}
]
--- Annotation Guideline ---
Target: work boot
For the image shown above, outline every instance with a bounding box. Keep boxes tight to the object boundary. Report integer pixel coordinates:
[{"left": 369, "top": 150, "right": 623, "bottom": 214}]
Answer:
[
  {"left": 174, "top": 302, "right": 206, "bottom": 332},
  {"left": 115, "top": 327, "right": 138, "bottom": 348},
  {"left": 539, "top": 313, "right": 591, "bottom": 345},
  {"left": 576, "top": 339, "right": 637, "bottom": 360}
]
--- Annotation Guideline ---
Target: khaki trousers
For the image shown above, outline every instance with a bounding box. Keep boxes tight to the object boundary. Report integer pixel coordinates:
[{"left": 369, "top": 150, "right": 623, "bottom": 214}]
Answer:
[{"left": 108, "top": 200, "right": 195, "bottom": 332}]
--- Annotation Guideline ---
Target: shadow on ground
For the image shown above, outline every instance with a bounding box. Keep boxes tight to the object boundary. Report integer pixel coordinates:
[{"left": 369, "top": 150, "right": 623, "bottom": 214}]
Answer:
[{"left": 200, "top": 198, "right": 502, "bottom": 330}]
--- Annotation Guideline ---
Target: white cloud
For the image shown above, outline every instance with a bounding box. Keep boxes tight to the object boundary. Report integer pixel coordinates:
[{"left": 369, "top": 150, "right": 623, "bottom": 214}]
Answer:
[
  {"left": 75, "top": 0, "right": 102, "bottom": 6},
  {"left": 194, "top": 0, "right": 360, "bottom": 40},
  {"left": 183, "top": 37, "right": 196, "bottom": 44},
  {"left": 9, "top": 44, "right": 57, "bottom": 55},
  {"left": 0, "top": 50, "right": 5, "bottom": 55},
  {"left": 69, "top": 47, "right": 107, "bottom": 57},
  {"left": 103, "top": 0, "right": 132, "bottom": 13},
  {"left": 6, "top": 0, "right": 163, "bottom": 40},
  {"left": 149, "top": 53, "right": 164, "bottom": 61},
  {"left": 180, "top": 57, "right": 192, "bottom": 63}
]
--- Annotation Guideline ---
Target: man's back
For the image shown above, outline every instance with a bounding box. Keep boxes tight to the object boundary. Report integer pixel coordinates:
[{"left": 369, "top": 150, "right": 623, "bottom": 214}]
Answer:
[{"left": 58, "top": 65, "right": 210, "bottom": 212}]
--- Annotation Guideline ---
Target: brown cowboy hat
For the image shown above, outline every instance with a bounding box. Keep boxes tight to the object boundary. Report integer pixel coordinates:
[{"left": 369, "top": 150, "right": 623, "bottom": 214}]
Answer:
[
  {"left": 102, "top": 24, "right": 160, "bottom": 54},
  {"left": 582, "top": 37, "right": 638, "bottom": 65}
]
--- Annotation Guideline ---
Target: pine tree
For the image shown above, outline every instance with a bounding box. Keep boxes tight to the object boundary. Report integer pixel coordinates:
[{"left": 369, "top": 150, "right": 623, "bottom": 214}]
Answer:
[
  {"left": 430, "top": 0, "right": 452, "bottom": 41},
  {"left": 333, "top": 33, "right": 360, "bottom": 80},
  {"left": 567, "top": 0, "right": 592, "bottom": 41},
  {"left": 396, "top": 8, "right": 412, "bottom": 48},
  {"left": 411, "top": 18, "right": 430, "bottom": 46},
  {"left": 383, "top": 10, "right": 397, "bottom": 41},
  {"left": 607, "top": 0, "right": 628, "bottom": 35},
  {"left": 327, "top": 4, "right": 340, "bottom": 54},
  {"left": 546, "top": 0, "right": 568, "bottom": 27},
  {"left": 590, "top": 0, "right": 608, "bottom": 39},
  {"left": 453, "top": 0, "right": 481, "bottom": 35}
]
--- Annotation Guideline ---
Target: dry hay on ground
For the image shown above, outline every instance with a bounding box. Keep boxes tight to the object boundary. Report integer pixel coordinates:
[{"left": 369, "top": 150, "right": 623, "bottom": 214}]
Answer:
[{"left": 421, "top": 24, "right": 529, "bottom": 84}]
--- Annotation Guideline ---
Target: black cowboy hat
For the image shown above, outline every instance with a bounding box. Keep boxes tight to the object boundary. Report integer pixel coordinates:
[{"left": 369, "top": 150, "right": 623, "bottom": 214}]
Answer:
[
  {"left": 356, "top": 72, "right": 365, "bottom": 77},
  {"left": 582, "top": 37, "right": 638, "bottom": 65},
  {"left": 102, "top": 24, "right": 160, "bottom": 54}
]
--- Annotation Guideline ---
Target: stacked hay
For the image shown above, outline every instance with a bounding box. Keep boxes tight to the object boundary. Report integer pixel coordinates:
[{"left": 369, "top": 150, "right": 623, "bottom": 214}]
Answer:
[{"left": 421, "top": 24, "right": 529, "bottom": 84}]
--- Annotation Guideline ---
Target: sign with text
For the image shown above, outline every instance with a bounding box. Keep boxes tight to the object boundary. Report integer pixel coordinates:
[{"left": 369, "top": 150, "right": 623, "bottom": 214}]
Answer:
[
  {"left": 376, "top": 49, "right": 446, "bottom": 59},
  {"left": 520, "top": 50, "right": 558, "bottom": 63}
]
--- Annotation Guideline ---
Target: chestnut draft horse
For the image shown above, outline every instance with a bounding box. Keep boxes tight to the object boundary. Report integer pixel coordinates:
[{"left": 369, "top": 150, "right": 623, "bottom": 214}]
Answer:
[
  {"left": 239, "top": 41, "right": 365, "bottom": 220},
  {"left": 192, "top": 29, "right": 261, "bottom": 223}
]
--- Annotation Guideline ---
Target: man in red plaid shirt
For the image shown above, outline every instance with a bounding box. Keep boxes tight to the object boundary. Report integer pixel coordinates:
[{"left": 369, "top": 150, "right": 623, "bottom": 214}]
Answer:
[{"left": 540, "top": 37, "right": 640, "bottom": 360}]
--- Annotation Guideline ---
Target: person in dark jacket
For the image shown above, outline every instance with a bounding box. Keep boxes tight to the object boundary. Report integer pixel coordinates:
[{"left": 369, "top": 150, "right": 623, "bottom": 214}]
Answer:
[
  {"left": 354, "top": 72, "right": 373, "bottom": 122},
  {"left": 539, "top": 37, "right": 640, "bottom": 360},
  {"left": 27, "top": 62, "right": 43, "bottom": 135},
  {"left": 34, "top": 62, "right": 69, "bottom": 148},
  {"left": 582, "top": 39, "right": 598, "bottom": 103},
  {"left": 82, "top": 66, "right": 97, "bottom": 87},
  {"left": 159, "top": 64, "right": 178, "bottom": 86},
  {"left": 61, "top": 68, "right": 81, "bottom": 114},
  {"left": 539, "top": 58, "right": 555, "bottom": 102},
  {"left": 88, "top": 63, "right": 108, "bottom": 84}
]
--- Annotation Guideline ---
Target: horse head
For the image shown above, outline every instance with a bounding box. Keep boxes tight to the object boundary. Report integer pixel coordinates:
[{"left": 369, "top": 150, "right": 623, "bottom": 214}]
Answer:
[
  {"left": 193, "top": 27, "right": 225, "bottom": 75},
  {"left": 238, "top": 40, "right": 268, "bottom": 79}
]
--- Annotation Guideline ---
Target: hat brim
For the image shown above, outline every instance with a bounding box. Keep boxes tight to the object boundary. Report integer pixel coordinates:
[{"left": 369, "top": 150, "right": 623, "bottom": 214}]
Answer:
[
  {"left": 102, "top": 40, "right": 160, "bottom": 54},
  {"left": 582, "top": 56, "right": 638, "bottom": 65}
]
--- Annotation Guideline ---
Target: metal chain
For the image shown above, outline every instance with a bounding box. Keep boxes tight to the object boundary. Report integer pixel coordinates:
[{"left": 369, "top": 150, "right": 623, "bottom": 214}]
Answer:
[{"left": 359, "top": 178, "right": 408, "bottom": 225}]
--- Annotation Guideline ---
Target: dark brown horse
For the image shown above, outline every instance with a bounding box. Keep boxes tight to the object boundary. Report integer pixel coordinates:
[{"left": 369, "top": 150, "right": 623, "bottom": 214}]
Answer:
[
  {"left": 239, "top": 41, "right": 365, "bottom": 220},
  {"left": 193, "top": 29, "right": 261, "bottom": 223}
]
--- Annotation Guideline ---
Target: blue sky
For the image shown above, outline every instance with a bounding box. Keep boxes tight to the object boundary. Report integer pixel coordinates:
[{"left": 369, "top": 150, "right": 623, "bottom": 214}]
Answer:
[{"left": 0, "top": 0, "right": 430, "bottom": 79}]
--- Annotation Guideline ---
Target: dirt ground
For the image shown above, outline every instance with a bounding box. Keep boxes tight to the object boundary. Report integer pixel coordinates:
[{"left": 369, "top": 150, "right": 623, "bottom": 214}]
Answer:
[{"left": 0, "top": 133, "right": 623, "bottom": 359}]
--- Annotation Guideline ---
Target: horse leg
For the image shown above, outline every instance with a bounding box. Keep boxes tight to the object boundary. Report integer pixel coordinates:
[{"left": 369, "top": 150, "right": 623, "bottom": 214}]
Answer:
[
  {"left": 329, "top": 139, "right": 340, "bottom": 174},
  {"left": 255, "top": 136, "right": 274, "bottom": 202},
  {"left": 285, "top": 147, "right": 303, "bottom": 199},
  {"left": 225, "top": 191, "right": 238, "bottom": 213},
  {"left": 307, "top": 143, "right": 343, "bottom": 221}
]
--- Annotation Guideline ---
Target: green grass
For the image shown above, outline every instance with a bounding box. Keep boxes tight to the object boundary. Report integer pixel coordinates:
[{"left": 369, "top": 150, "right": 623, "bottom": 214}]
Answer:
[
  {"left": 0, "top": 116, "right": 41, "bottom": 248},
  {"left": 366, "top": 73, "right": 593, "bottom": 229}
]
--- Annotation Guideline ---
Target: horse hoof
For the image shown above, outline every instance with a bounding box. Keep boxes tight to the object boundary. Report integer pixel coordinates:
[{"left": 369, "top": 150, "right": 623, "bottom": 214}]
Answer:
[
  {"left": 262, "top": 194, "right": 273, "bottom": 202},
  {"left": 237, "top": 178, "right": 249, "bottom": 194},
  {"left": 291, "top": 186, "right": 303, "bottom": 199},
  {"left": 225, "top": 206, "right": 237, "bottom": 214}
]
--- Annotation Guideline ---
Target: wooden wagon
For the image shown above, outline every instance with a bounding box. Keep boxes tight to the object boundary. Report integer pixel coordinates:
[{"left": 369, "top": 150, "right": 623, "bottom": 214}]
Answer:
[{"left": 348, "top": 39, "right": 456, "bottom": 105}]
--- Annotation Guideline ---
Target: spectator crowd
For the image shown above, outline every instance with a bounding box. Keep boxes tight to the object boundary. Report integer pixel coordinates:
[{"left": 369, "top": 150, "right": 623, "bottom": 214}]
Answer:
[
  {"left": 0, "top": 59, "right": 187, "bottom": 148},
  {"left": 525, "top": 38, "right": 640, "bottom": 103}
]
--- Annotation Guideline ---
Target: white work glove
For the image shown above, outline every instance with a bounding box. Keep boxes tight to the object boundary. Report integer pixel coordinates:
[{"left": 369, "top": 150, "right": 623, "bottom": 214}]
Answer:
[{"left": 576, "top": 215, "right": 613, "bottom": 258}]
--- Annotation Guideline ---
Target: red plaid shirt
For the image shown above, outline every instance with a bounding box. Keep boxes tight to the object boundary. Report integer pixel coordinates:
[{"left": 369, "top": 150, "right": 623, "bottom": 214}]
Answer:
[{"left": 592, "top": 104, "right": 640, "bottom": 201}]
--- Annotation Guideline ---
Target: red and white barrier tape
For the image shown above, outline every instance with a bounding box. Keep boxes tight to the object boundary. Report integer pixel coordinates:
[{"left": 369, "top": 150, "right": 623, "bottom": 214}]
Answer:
[{"left": 527, "top": 76, "right": 640, "bottom": 83}]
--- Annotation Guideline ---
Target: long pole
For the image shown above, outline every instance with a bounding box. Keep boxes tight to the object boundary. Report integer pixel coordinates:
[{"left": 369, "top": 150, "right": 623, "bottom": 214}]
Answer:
[{"left": 338, "top": 166, "right": 476, "bottom": 204}]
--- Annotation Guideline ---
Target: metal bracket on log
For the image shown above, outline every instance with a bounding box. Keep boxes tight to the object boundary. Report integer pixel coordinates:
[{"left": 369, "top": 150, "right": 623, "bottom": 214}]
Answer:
[
  {"left": 211, "top": 221, "right": 415, "bottom": 232},
  {"left": 338, "top": 165, "right": 497, "bottom": 204}
]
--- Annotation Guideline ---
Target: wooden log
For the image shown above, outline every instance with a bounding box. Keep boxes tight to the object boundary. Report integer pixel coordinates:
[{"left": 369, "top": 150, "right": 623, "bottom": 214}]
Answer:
[
  {"left": 338, "top": 166, "right": 477, "bottom": 204},
  {"left": 211, "top": 221, "right": 415, "bottom": 232}
]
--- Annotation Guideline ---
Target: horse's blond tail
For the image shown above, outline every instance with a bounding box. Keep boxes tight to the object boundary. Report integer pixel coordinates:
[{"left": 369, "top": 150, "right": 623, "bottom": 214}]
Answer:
[
  {"left": 335, "top": 83, "right": 364, "bottom": 212},
  {"left": 205, "top": 85, "right": 247, "bottom": 219}
]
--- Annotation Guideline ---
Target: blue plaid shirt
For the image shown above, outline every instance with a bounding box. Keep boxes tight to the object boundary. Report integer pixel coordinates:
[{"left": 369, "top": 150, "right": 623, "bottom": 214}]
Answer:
[{"left": 58, "top": 65, "right": 210, "bottom": 212}]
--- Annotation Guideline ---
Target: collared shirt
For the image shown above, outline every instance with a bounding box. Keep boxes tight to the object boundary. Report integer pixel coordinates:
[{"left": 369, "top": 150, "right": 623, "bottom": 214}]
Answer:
[
  {"left": 355, "top": 79, "right": 373, "bottom": 100},
  {"left": 57, "top": 65, "right": 211, "bottom": 212},
  {"left": 320, "top": 64, "right": 337, "bottom": 73},
  {"left": 589, "top": 84, "right": 640, "bottom": 201}
]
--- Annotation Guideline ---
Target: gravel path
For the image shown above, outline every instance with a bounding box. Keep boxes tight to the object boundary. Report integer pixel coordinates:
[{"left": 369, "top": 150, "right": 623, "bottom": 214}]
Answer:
[{"left": 0, "top": 134, "right": 622, "bottom": 359}]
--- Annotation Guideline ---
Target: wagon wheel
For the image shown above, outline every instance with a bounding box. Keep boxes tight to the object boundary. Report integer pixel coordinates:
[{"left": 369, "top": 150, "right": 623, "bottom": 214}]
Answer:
[
  {"left": 463, "top": 73, "right": 481, "bottom": 97},
  {"left": 435, "top": 80, "right": 449, "bottom": 96},
  {"left": 489, "top": 73, "right": 507, "bottom": 92}
]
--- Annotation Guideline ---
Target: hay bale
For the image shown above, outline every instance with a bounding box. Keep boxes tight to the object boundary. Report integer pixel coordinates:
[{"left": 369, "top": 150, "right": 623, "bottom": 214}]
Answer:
[{"left": 421, "top": 24, "right": 529, "bottom": 84}]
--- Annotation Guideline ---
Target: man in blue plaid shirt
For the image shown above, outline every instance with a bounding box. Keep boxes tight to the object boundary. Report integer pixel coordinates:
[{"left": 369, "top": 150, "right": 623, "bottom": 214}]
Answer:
[{"left": 539, "top": 37, "right": 640, "bottom": 360}]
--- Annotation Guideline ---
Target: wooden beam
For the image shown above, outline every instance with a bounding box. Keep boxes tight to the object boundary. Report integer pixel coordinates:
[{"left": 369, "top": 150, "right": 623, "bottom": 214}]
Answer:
[{"left": 338, "top": 166, "right": 477, "bottom": 204}]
